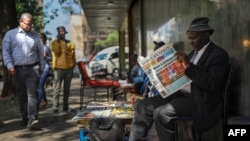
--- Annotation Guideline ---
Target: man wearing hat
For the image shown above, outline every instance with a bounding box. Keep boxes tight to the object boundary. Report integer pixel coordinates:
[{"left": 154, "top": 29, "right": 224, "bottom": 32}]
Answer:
[
  {"left": 129, "top": 17, "right": 229, "bottom": 141},
  {"left": 153, "top": 41, "right": 166, "bottom": 51},
  {"left": 51, "top": 26, "right": 76, "bottom": 113}
]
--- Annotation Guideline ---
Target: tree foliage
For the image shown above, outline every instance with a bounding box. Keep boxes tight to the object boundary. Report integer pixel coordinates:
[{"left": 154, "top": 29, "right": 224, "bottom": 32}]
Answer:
[
  {"left": 15, "top": 0, "right": 44, "bottom": 32},
  {"left": 0, "top": 0, "right": 18, "bottom": 98},
  {"left": 0, "top": 0, "right": 18, "bottom": 37},
  {"left": 94, "top": 31, "right": 119, "bottom": 49},
  {"left": 44, "top": 0, "right": 80, "bottom": 24},
  {"left": 43, "top": 0, "right": 80, "bottom": 37},
  {"left": 16, "top": 0, "right": 80, "bottom": 33}
]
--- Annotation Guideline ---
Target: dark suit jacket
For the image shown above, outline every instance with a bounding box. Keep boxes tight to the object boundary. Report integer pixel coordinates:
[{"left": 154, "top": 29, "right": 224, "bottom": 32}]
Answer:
[{"left": 185, "top": 42, "right": 229, "bottom": 133}]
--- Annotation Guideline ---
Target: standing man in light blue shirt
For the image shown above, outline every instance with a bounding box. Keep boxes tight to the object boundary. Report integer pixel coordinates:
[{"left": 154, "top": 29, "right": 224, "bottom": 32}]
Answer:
[{"left": 2, "top": 12, "right": 44, "bottom": 129}]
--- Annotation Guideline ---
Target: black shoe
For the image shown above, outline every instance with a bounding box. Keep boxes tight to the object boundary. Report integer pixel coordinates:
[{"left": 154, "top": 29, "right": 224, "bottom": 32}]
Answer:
[
  {"left": 27, "top": 118, "right": 39, "bottom": 129},
  {"left": 63, "top": 107, "right": 68, "bottom": 112},
  {"left": 63, "top": 108, "right": 75, "bottom": 113},
  {"left": 20, "top": 118, "right": 28, "bottom": 127},
  {"left": 52, "top": 109, "right": 59, "bottom": 114}
]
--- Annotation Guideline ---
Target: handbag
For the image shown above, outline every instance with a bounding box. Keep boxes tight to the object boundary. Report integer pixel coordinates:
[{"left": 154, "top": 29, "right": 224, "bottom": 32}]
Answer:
[{"left": 87, "top": 118, "right": 125, "bottom": 141}]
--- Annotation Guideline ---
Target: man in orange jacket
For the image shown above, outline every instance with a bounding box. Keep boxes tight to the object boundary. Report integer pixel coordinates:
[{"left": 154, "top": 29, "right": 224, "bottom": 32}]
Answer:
[{"left": 51, "top": 26, "right": 76, "bottom": 114}]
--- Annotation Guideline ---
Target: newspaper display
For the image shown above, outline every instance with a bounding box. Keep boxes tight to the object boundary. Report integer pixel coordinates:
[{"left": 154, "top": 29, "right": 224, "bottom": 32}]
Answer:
[
  {"left": 138, "top": 43, "right": 192, "bottom": 98},
  {"left": 72, "top": 101, "right": 134, "bottom": 121}
]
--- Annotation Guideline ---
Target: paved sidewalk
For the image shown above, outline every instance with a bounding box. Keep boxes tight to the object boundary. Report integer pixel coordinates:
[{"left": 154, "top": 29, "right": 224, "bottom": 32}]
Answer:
[{"left": 0, "top": 77, "right": 106, "bottom": 141}]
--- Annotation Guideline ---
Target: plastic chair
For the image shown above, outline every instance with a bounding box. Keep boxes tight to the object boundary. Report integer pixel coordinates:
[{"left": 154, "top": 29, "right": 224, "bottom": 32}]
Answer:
[
  {"left": 175, "top": 64, "right": 233, "bottom": 141},
  {"left": 79, "top": 128, "right": 90, "bottom": 141},
  {"left": 77, "top": 61, "right": 120, "bottom": 110}
]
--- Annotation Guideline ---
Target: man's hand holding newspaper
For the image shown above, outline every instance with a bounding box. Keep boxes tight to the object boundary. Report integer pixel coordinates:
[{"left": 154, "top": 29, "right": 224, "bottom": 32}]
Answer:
[{"left": 137, "top": 43, "right": 192, "bottom": 98}]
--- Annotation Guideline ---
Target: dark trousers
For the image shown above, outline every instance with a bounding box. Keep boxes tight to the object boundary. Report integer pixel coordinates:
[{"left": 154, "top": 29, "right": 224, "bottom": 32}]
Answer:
[
  {"left": 129, "top": 92, "right": 193, "bottom": 141},
  {"left": 134, "top": 82, "right": 143, "bottom": 94},
  {"left": 13, "top": 67, "right": 39, "bottom": 119}
]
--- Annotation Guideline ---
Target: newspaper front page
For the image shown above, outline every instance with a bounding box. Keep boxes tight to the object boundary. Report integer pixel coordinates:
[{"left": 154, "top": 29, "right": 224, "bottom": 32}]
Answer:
[{"left": 138, "top": 43, "right": 192, "bottom": 98}]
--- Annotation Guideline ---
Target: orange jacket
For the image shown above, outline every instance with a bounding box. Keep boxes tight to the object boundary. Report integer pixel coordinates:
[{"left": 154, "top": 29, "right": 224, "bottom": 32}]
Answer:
[{"left": 51, "top": 39, "right": 76, "bottom": 69}]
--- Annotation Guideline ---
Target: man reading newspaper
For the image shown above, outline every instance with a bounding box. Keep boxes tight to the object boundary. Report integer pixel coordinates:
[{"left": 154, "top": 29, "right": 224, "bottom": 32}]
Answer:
[{"left": 129, "top": 17, "right": 229, "bottom": 141}]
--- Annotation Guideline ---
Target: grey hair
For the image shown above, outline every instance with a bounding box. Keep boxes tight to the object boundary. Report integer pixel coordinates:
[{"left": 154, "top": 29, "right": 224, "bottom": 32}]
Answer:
[{"left": 19, "top": 13, "right": 33, "bottom": 21}]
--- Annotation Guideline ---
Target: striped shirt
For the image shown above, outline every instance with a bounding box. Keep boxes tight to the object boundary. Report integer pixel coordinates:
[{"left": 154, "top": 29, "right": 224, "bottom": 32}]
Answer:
[{"left": 2, "top": 27, "right": 44, "bottom": 70}]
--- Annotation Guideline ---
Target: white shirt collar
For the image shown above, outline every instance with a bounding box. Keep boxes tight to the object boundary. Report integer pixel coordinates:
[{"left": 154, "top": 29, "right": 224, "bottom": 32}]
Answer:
[{"left": 193, "top": 41, "right": 210, "bottom": 64}]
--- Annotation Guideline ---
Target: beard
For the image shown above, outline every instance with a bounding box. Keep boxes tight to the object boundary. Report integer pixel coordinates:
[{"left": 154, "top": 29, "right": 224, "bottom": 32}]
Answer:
[
  {"left": 23, "top": 27, "right": 31, "bottom": 33},
  {"left": 57, "top": 34, "right": 65, "bottom": 40}
]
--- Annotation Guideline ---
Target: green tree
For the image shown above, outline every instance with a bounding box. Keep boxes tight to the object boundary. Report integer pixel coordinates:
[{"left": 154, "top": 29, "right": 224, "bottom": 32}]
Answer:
[
  {"left": 16, "top": 0, "right": 44, "bottom": 32},
  {"left": 0, "top": 0, "right": 18, "bottom": 98},
  {"left": 94, "top": 31, "right": 119, "bottom": 49},
  {"left": 95, "top": 39, "right": 107, "bottom": 48},
  {"left": 106, "top": 31, "right": 119, "bottom": 45},
  {"left": 0, "top": 0, "right": 18, "bottom": 38},
  {"left": 43, "top": 0, "right": 80, "bottom": 37}
]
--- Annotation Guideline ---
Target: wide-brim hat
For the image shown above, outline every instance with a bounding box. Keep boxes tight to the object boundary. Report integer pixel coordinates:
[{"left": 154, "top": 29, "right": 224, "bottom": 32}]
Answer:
[
  {"left": 153, "top": 41, "right": 165, "bottom": 50},
  {"left": 187, "top": 17, "right": 214, "bottom": 35},
  {"left": 57, "top": 26, "right": 68, "bottom": 34}
]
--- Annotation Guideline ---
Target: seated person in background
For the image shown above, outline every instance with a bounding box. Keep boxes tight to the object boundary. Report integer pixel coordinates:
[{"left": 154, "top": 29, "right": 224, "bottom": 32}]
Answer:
[
  {"left": 153, "top": 41, "right": 165, "bottom": 51},
  {"left": 129, "top": 17, "right": 229, "bottom": 141},
  {"left": 130, "top": 54, "right": 145, "bottom": 94}
]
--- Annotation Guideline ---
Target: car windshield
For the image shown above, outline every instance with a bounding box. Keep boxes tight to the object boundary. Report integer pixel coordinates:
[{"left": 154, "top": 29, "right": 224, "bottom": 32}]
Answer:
[{"left": 93, "top": 53, "right": 108, "bottom": 61}]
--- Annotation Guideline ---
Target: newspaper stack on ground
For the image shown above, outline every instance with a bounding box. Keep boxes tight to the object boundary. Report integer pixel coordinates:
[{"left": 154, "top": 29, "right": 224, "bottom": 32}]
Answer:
[
  {"left": 138, "top": 43, "right": 192, "bottom": 98},
  {"left": 72, "top": 101, "right": 134, "bottom": 121}
]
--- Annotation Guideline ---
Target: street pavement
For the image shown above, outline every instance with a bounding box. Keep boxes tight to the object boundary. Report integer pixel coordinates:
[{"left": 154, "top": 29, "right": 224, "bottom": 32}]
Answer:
[{"left": 0, "top": 77, "right": 109, "bottom": 141}]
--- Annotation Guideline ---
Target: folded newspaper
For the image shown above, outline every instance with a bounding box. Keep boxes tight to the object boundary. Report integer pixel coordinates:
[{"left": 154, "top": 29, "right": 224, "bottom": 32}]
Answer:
[{"left": 137, "top": 43, "right": 192, "bottom": 98}]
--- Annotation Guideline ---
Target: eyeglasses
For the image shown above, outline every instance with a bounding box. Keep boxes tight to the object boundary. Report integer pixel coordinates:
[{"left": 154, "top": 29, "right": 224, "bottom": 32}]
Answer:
[{"left": 22, "top": 21, "right": 33, "bottom": 27}]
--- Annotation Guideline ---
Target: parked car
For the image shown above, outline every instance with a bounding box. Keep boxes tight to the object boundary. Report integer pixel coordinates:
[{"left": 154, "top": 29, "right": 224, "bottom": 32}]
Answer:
[{"left": 89, "top": 46, "right": 129, "bottom": 79}]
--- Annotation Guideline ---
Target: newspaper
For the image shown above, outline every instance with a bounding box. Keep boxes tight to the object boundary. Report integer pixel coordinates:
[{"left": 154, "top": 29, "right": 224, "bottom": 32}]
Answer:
[
  {"left": 138, "top": 43, "right": 192, "bottom": 98},
  {"left": 72, "top": 101, "right": 134, "bottom": 121}
]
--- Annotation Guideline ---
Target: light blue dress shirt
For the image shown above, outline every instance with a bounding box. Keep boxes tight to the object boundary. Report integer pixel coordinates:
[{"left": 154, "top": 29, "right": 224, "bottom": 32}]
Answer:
[{"left": 2, "top": 27, "right": 44, "bottom": 70}]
